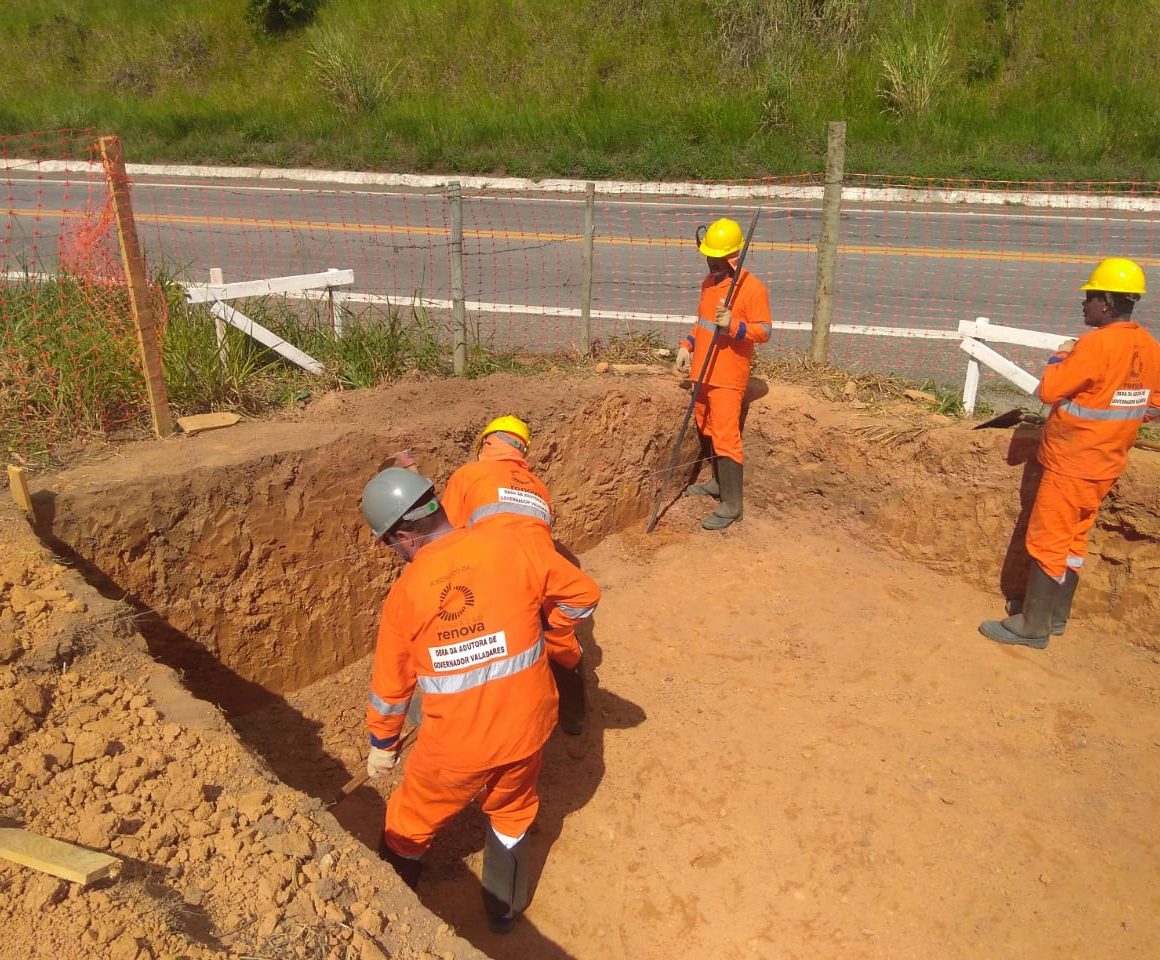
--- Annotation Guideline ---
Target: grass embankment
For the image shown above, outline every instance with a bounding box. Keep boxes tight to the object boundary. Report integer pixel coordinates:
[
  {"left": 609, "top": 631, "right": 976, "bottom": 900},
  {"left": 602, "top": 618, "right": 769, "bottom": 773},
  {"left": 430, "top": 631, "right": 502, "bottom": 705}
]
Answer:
[{"left": 0, "top": 0, "right": 1157, "bottom": 182}]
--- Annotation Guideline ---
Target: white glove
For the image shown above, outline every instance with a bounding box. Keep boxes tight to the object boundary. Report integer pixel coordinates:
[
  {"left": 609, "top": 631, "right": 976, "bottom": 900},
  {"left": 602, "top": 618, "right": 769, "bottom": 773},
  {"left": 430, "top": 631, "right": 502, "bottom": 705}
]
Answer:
[
  {"left": 366, "top": 745, "right": 400, "bottom": 779},
  {"left": 715, "top": 305, "right": 733, "bottom": 330},
  {"left": 675, "top": 346, "right": 692, "bottom": 375}
]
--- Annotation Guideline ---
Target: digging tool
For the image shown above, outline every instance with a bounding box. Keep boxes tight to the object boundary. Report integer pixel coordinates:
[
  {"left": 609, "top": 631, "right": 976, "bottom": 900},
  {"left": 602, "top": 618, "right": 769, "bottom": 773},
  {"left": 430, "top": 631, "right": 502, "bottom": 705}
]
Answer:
[
  {"left": 975, "top": 408, "right": 1160, "bottom": 458},
  {"left": 973, "top": 408, "right": 1046, "bottom": 430},
  {"left": 645, "top": 209, "right": 761, "bottom": 534},
  {"left": 329, "top": 725, "right": 418, "bottom": 807}
]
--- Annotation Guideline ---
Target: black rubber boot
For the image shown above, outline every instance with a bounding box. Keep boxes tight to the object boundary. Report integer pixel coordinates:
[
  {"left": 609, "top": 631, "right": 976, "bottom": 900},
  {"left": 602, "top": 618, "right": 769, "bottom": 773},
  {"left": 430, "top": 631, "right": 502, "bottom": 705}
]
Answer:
[
  {"left": 377, "top": 834, "right": 422, "bottom": 889},
  {"left": 702, "top": 458, "right": 743, "bottom": 530},
  {"left": 979, "top": 564, "right": 1060, "bottom": 649},
  {"left": 686, "top": 438, "right": 719, "bottom": 498},
  {"left": 1052, "top": 569, "right": 1079, "bottom": 636},
  {"left": 550, "top": 658, "right": 586, "bottom": 736},
  {"left": 481, "top": 829, "right": 530, "bottom": 934}
]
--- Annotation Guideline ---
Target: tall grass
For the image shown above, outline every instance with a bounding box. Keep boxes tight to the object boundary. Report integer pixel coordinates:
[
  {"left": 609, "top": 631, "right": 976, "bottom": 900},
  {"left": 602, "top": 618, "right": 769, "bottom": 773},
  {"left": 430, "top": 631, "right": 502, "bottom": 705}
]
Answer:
[
  {"left": 876, "top": 19, "right": 952, "bottom": 119},
  {"left": 1, "top": 276, "right": 145, "bottom": 456},
  {"left": 306, "top": 28, "right": 396, "bottom": 114},
  {"left": 0, "top": 0, "right": 1158, "bottom": 180},
  {"left": 0, "top": 273, "right": 464, "bottom": 457}
]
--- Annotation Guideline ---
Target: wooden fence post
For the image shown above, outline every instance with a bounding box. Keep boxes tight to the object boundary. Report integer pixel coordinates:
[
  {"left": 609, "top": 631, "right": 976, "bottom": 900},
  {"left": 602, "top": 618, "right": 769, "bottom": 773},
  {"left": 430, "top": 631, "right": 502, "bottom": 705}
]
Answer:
[
  {"left": 580, "top": 182, "right": 596, "bottom": 355},
  {"left": 810, "top": 121, "right": 847, "bottom": 364},
  {"left": 98, "top": 135, "right": 173, "bottom": 438},
  {"left": 209, "top": 267, "right": 227, "bottom": 362},
  {"left": 447, "top": 182, "right": 467, "bottom": 376}
]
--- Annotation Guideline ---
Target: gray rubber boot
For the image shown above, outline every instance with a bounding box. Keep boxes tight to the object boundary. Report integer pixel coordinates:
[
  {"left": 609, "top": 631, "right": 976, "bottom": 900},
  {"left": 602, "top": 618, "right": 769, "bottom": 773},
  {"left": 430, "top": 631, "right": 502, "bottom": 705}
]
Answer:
[
  {"left": 550, "top": 657, "right": 586, "bottom": 736},
  {"left": 702, "top": 458, "right": 743, "bottom": 530},
  {"left": 686, "top": 438, "right": 719, "bottom": 498},
  {"left": 979, "top": 564, "right": 1060, "bottom": 649},
  {"left": 1052, "top": 569, "right": 1079, "bottom": 636},
  {"left": 482, "top": 828, "right": 530, "bottom": 934}
]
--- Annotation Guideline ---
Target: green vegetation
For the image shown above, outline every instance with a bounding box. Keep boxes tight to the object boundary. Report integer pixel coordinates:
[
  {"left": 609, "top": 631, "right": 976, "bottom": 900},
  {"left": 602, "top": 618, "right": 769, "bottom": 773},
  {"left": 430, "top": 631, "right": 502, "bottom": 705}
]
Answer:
[
  {"left": 0, "top": 275, "right": 467, "bottom": 457},
  {"left": 0, "top": 0, "right": 1158, "bottom": 181}
]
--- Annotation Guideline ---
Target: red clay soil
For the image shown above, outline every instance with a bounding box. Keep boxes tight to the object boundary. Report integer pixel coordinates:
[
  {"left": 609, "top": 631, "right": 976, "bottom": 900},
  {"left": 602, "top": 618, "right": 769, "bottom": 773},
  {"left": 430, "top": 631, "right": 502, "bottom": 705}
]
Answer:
[{"left": 2, "top": 372, "right": 1159, "bottom": 960}]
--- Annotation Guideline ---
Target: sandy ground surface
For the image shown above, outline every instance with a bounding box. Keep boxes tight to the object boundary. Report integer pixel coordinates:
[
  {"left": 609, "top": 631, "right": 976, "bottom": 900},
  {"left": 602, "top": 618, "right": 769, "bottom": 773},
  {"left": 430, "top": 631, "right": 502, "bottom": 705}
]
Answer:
[{"left": 3, "top": 372, "right": 1159, "bottom": 959}]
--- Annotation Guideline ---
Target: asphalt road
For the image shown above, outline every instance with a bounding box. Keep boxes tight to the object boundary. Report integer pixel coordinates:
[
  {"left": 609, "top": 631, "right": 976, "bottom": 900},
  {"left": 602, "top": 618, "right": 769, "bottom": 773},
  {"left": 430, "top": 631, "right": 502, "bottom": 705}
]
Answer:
[{"left": 5, "top": 171, "right": 1159, "bottom": 385}]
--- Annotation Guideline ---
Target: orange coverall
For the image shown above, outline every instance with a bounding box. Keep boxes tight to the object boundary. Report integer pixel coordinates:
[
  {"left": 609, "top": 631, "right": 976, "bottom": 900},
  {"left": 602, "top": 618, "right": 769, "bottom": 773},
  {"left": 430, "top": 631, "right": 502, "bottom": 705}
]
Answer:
[
  {"left": 366, "top": 522, "right": 600, "bottom": 859},
  {"left": 683, "top": 268, "right": 772, "bottom": 462},
  {"left": 441, "top": 443, "right": 553, "bottom": 534},
  {"left": 441, "top": 444, "right": 579, "bottom": 665},
  {"left": 1028, "top": 321, "right": 1160, "bottom": 578}
]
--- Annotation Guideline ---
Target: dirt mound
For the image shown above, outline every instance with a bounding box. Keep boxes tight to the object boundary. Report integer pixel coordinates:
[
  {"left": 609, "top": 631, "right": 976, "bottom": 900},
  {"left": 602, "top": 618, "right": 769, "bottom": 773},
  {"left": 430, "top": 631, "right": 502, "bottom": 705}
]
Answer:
[{"left": 3, "top": 371, "right": 1158, "bottom": 959}]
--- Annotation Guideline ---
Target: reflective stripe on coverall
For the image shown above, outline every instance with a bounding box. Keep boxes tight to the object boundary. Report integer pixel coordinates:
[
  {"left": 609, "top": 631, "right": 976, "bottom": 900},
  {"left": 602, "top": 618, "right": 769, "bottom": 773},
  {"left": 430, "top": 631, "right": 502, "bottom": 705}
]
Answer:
[
  {"left": 1027, "top": 321, "right": 1160, "bottom": 578},
  {"left": 441, "top": 442, "right": 553, "bottom": 531},
  {"left": 366, "top": 523, "right": 600, "bottom": 856},
  {"left": 683, "top": 268, "right": 771, "bottom": 463},
  {"left": 441, "top": 439, "right": 582, "bottom": 664}
]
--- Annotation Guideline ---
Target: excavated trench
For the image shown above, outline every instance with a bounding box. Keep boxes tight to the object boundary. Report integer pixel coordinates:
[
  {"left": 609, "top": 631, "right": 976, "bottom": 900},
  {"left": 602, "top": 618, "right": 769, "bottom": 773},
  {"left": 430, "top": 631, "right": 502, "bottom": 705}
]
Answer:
[
  {"left": 34, "top": 386, "right": 683, "bottom": 718},
  {"left": 31, "top": 374, "right": 1160, "bottom": 749},
  {"left": 26, "top": 375, "right": 1160, "bottom": 958}
]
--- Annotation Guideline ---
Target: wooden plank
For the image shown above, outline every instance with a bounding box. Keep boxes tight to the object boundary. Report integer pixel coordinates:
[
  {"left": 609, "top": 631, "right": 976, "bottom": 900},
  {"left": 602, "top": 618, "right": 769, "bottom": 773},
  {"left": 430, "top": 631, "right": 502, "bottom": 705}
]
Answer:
[
  {"left": 184, "top": 269, "right": 354, "bottom": 304},
  {"left": 959, "top": 337, "right": 1040, "bottom": 395},
  {"left": 0, "top": 827, "right": 118, "bottom": 885},
  {"left": 209, "top": 301, "right": 324, "bottom": 375},
  {"left": 7, "top": 464, "right": 33, "bottom": 512},
  {"left": 177, "top": 412, "right": 241, "bottom": 435}
]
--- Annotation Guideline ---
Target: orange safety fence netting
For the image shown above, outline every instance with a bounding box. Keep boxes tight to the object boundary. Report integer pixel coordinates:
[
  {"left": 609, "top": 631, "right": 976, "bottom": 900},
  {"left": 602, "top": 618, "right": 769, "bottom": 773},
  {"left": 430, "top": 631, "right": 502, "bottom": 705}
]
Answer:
[
  {"left": 6, "top": 131, "right": 1160, "bottom": 455},
  {"left": 1, "top": 129, "right": 153, "bottom": 456}
]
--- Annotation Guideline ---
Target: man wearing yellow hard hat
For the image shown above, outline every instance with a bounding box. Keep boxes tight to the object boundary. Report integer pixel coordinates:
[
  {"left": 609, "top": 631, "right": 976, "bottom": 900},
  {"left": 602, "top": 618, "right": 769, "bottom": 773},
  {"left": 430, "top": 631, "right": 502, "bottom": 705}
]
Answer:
[
  {"left": 980, "top": 257, "right": 1160, "bottom": 649},
  {"left": 442, "top": 415, "right": 588, "bottom": 736},
  {"left": 674, "top": 217, "right": 772, "bottom": 530}
]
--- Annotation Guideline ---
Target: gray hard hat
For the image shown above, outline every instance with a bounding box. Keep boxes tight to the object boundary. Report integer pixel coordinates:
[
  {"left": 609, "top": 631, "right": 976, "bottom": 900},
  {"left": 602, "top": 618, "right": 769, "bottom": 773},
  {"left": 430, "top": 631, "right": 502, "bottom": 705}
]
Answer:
[{"left": 361, "top": 468, "right": 439, "bottom": 540}]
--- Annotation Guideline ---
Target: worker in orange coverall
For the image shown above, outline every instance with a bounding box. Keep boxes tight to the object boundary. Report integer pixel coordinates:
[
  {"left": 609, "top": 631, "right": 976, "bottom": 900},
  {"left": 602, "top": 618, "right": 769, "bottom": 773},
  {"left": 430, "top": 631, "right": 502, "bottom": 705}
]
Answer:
[
  {"left": 359, "top": 467, "right": 600, "bottom": 933},
  {"left": 674, "top": 216, "right": 772, "bottom": 530},
  {"left": 441, "top": 414, "right": 586, "bottom": 736},
  {"left": 981, "top": 258, "right": 1160, "bottom": 649}
]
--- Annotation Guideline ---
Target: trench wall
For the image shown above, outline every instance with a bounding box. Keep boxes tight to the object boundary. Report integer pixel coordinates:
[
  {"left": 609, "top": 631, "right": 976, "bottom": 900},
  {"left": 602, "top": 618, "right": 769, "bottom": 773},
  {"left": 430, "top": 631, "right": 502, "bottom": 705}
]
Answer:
[{"left": 36, "top": 383, "right": 690, "bottom": 710}]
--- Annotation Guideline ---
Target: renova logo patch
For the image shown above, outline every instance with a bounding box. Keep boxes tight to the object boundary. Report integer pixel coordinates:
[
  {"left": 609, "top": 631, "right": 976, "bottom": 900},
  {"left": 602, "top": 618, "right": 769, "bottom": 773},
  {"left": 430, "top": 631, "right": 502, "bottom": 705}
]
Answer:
[{"left": 437, "top": 583, "right": 475, "bottom": 621}]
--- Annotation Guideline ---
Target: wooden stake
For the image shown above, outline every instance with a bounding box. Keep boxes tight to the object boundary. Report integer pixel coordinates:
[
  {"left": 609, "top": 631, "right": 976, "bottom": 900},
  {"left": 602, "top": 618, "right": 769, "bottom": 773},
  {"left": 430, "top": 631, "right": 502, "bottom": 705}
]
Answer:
[
  {"left": 98, "top": 135, "right": 173, "bottom": 438},
  {"left": 6, "top": 465, "right": 33, "bottom": 513}
]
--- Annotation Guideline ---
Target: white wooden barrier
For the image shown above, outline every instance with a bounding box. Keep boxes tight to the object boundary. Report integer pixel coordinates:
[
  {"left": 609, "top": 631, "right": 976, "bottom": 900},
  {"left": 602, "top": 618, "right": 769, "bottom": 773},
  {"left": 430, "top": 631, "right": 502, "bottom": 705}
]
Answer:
[
  {"left": 958, "top": 316, "right": 1071, "bottom": 414},
  {"left": 183, "top": 268, "right": 353, "bottom": 375}
]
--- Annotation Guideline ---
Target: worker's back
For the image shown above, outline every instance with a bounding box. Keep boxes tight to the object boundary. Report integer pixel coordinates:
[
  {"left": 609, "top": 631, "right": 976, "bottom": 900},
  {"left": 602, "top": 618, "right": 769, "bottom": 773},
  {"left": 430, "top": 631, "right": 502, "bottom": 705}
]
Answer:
[
  {"left": 442, "top": 457, "right": 553, "bottom": 531},
  {"left": 1039, "top": 321, "right": 1160, "bottom": 479},
  {"left": 372, "top": 523, "right": 559, "bottom": 772}
]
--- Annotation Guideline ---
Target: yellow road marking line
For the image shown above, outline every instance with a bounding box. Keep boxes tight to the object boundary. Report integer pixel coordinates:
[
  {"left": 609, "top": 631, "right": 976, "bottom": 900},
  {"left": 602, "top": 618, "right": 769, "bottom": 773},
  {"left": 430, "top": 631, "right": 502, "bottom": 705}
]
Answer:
[{"left": 9, "top": 207, "right": 1160, "bottom": 267}]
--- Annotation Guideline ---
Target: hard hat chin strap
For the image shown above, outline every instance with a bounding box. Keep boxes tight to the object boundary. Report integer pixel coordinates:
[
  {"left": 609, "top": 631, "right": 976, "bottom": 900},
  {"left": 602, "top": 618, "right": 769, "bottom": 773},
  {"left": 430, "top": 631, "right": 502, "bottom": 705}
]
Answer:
[{"left": 489, "top": 432, "right": 528, "bottom": 454}]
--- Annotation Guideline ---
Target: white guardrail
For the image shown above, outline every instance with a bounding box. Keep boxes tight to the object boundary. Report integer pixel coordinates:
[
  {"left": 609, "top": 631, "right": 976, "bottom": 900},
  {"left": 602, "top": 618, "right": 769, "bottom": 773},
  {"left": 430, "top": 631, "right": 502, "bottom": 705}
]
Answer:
[{"left": 958, "top": 316, "right": 1068, "bottom": 413}]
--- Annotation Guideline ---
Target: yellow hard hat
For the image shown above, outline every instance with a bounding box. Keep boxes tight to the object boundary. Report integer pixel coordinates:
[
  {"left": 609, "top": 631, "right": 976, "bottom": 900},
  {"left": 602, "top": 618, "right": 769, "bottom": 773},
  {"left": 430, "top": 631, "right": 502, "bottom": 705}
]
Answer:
[
  {"left": 697, "top": 218, "right": 744, "bottom": 258},
  {"left": 475, "top": 414, "right": 530, "bottom": 454},
  {"left": 1081, "top": 257, "right": 1146, "bottom": 296}
]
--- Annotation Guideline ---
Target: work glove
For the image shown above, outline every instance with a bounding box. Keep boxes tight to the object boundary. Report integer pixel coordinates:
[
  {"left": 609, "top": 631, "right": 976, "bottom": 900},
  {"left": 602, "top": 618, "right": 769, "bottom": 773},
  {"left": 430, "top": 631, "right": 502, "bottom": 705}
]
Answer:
[
  {"left": 715, "top": 305, "right": 733, "bottom": 330},
  {"left": 366, "top": 744, "right": 400, "bottom": 779},
  {"left": 675, "top": 346, "right": 692, "bottom": 375}
]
